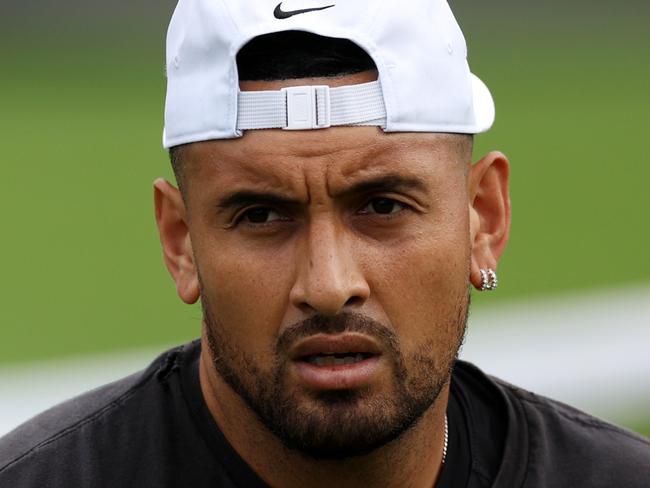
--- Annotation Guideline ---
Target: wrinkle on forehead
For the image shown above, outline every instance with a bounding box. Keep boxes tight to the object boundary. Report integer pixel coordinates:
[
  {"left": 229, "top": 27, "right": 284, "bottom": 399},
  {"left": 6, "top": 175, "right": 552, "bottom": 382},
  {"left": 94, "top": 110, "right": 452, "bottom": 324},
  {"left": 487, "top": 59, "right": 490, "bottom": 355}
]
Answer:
[{"left": 183, "top": 129, "right": 468, "bottom": 204}]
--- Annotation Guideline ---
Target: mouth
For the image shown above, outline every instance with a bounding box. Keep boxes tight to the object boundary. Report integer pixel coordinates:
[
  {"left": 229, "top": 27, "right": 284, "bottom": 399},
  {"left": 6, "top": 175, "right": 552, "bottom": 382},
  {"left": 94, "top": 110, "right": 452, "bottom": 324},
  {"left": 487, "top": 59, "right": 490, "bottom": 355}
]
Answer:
[
  {"left": 288, "top": 333, "right": 384, "bottom": 390},
  {"left": 301, "top": 352, "right": 375, "bottom": 367}
]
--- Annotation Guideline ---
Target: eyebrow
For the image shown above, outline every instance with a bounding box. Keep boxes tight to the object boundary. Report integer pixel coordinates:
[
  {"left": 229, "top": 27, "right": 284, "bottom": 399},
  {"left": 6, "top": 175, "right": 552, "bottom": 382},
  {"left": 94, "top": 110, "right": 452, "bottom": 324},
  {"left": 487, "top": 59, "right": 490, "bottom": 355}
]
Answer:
[
  {"left": 216, "top": 191, "right": 299, "bottom": 211},
  {"left": 215, "top": 174, "right": 427, "bottom": 211},
  {"left": 332, "top": 174, "right": 428, "bottom": 199}
]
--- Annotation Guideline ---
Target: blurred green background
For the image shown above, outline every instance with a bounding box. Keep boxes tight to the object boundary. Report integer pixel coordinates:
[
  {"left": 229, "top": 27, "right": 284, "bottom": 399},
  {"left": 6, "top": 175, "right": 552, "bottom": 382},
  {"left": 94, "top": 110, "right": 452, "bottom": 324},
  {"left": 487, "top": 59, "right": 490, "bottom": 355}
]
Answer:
[{"left": 1, "top": 1, "right": 648, "bottom": 434}]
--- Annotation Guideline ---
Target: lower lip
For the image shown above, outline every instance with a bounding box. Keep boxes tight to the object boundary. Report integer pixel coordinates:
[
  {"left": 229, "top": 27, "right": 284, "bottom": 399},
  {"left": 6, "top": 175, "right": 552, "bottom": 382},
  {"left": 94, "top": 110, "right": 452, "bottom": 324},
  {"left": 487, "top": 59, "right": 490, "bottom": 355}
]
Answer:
[{"left": 291, "top": 356, "right": 382, "bottom": 390}]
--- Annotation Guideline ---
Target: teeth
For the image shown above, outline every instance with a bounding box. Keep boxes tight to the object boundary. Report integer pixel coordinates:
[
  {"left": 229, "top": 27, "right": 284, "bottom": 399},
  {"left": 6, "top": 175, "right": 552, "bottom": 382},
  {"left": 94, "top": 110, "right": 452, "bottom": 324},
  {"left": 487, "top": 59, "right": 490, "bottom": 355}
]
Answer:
[{"left": 307, "top": 353, "right": 368, "bottom": 366}]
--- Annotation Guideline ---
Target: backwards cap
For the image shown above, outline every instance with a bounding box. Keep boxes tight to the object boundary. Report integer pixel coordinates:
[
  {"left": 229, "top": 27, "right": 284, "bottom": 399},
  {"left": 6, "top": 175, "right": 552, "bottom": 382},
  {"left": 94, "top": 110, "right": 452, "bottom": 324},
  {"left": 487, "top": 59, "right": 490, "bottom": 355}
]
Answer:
[{"left": 163, "top": 0, "right": 495, "bottom": 149}]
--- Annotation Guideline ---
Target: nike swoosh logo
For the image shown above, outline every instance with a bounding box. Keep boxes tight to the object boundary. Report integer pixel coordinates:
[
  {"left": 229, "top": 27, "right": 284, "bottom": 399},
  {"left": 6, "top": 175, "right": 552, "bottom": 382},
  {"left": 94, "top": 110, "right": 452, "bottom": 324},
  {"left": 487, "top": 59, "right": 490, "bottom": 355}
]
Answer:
[{"left": 273, "top": 2, "right": 335, "bottom": 19}]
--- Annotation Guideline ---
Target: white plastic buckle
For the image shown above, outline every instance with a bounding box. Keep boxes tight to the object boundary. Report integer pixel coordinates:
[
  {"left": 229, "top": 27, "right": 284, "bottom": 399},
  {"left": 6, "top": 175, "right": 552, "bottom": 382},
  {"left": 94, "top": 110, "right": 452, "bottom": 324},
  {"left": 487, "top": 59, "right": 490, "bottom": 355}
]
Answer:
[{"left": 282, "top": 85, "right": 331, "bottom": 130}]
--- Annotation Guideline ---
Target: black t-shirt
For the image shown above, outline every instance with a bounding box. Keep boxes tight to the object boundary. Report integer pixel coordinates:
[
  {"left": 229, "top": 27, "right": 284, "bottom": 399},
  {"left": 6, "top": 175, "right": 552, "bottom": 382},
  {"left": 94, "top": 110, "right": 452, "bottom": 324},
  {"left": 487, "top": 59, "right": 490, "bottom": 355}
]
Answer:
[{"left": 1, "top": 340, "right": 649, "bottom": 487}]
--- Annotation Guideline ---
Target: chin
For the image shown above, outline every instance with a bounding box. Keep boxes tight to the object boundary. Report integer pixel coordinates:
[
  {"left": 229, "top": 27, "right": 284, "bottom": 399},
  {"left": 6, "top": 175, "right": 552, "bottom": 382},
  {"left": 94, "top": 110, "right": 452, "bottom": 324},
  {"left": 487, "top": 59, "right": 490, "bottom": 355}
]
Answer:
[{"left": 258, "top": 380, "right": 441, "bottom": 460}]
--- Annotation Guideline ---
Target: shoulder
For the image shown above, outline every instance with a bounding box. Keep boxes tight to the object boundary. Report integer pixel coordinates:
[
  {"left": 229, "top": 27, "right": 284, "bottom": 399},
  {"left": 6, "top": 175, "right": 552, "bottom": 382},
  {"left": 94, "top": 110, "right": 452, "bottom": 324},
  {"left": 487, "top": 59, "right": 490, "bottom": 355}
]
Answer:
[
  {"left": 0, "top": 343, "right": 192, "bottom": 487},
  {"left": 492, "top": 372, "right": 650, "bottom": 486}
]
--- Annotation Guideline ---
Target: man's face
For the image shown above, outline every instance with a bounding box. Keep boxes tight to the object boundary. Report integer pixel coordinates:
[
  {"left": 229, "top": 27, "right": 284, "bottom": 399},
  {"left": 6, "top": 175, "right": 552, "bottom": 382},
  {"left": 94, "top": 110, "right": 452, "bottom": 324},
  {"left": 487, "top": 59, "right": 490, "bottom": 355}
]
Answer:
[{"left": 178, "top": 122, "right": 473, "bottom": 458}]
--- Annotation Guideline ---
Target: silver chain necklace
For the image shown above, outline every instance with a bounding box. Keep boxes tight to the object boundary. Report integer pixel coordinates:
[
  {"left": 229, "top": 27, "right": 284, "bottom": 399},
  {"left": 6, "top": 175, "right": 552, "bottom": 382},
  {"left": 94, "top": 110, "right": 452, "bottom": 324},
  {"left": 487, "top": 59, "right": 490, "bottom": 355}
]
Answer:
[{"left": 441, "top": 414, "right": 449, "bottom": 465}]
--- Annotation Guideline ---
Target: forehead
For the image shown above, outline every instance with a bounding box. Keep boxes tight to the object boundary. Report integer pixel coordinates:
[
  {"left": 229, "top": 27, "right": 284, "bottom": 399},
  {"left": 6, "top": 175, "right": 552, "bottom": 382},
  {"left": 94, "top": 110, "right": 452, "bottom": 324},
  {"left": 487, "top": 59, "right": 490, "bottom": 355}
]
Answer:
[{"left": 181, "top": 128, "right": 468, "bottom": 197}]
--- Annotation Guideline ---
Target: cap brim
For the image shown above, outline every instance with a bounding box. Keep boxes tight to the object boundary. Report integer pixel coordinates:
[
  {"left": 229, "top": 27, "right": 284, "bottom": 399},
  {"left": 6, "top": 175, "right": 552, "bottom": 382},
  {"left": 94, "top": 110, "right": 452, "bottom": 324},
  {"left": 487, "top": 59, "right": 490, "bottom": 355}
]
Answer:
[{"left": 470, "top": 73, "right": 495, "bottom": 134}]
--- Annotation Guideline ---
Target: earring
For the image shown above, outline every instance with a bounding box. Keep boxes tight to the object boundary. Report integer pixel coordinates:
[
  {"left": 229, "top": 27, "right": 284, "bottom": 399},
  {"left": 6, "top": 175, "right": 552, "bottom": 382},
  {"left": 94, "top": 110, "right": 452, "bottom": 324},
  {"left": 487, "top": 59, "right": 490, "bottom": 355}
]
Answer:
[
  {"left": 487, "top": 268, "right": 498, "bottom": 291},
  {"left": 479, "top": 268, "right": 498, "bottom": 291},
  {"left": 479, "top": 269, "right": 489, "bottom": 291}
]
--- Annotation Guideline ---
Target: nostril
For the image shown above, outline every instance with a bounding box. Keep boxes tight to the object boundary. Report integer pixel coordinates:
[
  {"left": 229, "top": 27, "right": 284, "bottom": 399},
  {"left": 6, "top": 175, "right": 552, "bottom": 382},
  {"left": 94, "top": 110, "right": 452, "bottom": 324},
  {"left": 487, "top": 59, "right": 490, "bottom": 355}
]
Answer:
[{"left": 344, "top": 296, "right": 365, "bottom": 308}]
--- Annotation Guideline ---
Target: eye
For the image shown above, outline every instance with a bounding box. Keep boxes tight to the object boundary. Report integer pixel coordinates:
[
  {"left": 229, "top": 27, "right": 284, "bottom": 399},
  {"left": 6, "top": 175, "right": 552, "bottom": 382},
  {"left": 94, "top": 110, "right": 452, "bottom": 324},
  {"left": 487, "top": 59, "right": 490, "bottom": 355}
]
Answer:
[
  {"left": 240, "top": 207, "right": 284, "bottom": 224},
  {"left": 360, "top": 198, "right": 406, "bottom": 215}
]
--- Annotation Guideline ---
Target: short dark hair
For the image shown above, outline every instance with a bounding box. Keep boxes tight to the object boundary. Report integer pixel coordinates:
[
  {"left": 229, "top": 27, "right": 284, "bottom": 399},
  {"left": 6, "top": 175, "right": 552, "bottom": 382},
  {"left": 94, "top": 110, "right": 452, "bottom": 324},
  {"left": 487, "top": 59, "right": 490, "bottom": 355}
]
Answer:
[{"left": 169, "top": 31, "right": 377, "bottom": 189}]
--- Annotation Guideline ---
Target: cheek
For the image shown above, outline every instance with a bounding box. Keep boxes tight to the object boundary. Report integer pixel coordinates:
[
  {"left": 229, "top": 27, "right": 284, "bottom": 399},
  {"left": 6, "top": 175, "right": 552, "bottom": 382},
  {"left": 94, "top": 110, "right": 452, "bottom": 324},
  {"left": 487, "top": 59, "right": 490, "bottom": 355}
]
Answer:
[
  {"left": 192, "top": 238, "right": 294, "bottom": 364},
  {"left": 365, "top": 201, "right": 470, "bottom": 353}
]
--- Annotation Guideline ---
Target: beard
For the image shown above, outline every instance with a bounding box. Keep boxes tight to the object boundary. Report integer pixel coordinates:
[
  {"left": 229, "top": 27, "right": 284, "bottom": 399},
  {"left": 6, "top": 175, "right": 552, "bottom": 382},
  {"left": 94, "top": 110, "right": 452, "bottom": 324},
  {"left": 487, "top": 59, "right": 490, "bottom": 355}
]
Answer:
[{"left": 202, "top": 297, "right": 468, "bottom": 460}]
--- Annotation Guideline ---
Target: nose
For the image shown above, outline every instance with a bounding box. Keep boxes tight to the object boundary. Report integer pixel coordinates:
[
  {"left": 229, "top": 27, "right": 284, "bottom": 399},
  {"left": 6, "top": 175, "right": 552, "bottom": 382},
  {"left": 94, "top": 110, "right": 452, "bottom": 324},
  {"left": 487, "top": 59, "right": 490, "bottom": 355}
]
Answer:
[{"left": 289, "top": 218, "right": 370, "bottom": 316}]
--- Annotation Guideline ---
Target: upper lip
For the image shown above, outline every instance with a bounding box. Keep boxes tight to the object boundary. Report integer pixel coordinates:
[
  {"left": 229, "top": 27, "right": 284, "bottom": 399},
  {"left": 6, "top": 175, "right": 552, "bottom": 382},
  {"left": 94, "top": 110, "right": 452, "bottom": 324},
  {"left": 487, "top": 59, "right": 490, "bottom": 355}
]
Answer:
[{"left": 289, "top": 333, "right": 383, "bottom": 361}]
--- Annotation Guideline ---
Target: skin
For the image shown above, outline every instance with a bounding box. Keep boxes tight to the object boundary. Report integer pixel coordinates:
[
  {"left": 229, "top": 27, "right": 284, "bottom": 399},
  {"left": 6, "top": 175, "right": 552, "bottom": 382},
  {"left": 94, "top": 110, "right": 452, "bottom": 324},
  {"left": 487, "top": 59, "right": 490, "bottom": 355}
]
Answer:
[{"left": 154, "top": 71, "right": 511, "bottom": 487}]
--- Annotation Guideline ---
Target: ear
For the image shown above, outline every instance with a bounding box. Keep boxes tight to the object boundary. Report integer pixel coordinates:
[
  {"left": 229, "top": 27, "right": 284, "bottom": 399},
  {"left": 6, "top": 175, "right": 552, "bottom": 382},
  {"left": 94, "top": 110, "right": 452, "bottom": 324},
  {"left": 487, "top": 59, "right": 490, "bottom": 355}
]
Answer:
[
  {"left": 467, "top": 152, "right": 511, "bottom": 290},
  {"left": 153, "top": 178, "right": 200, "bottom": 304}
]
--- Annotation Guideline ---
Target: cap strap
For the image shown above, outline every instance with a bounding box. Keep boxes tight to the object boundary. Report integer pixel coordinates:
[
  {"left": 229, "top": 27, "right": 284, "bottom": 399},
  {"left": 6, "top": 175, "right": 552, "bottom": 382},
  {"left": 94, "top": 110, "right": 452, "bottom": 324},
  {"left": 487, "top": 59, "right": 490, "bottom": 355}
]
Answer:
[{"left": 237, "top": 80, "right": 386, "bottom": 131}]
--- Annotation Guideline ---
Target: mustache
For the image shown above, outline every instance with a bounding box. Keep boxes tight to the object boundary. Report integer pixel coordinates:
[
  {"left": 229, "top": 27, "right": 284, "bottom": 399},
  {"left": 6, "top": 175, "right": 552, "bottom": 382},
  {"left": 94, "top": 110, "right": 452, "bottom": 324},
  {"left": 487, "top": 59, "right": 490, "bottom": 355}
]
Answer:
[{"left": 276, "top": 312, "right": 400, "bottom": 356}]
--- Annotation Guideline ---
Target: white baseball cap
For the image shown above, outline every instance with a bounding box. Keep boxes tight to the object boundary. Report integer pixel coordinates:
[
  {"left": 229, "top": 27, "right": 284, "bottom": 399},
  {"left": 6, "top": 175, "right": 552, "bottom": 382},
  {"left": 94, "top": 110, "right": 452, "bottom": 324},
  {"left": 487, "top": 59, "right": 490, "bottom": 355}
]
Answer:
[{"left": 163, "top": 0, "right": 495, "bottom": 149}]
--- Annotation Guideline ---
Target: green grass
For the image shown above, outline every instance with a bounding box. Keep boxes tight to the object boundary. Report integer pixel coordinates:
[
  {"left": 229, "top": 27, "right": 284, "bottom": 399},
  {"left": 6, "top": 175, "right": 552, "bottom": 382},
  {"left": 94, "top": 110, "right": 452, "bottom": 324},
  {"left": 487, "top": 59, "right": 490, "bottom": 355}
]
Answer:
[
  {"left": 1, "top": 4, "right": 648, "bottom": 363},
  {"left": 1, "top": 33, "right": 197, "bottom": 361},
  {"left": 629, "top": 422, "right": 650, "bottom": 439},
  {"left": 458, "top": 2, "right": 650, "bottom": 306}
]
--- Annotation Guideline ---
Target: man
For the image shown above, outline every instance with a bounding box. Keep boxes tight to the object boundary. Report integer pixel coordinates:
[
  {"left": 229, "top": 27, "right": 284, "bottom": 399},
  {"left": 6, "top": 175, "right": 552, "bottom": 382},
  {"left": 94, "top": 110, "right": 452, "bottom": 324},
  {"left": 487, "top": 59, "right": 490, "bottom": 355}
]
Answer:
[{"left": 1, "top": 0, "right": 648, "bottom": 486}]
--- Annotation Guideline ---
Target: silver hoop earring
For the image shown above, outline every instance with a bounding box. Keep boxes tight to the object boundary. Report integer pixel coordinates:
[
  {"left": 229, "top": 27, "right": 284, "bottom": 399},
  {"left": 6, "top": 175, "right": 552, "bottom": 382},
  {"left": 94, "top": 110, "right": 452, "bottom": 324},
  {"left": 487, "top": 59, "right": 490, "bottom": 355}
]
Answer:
[
  {"left": 487, "top": 268, "right": 498, "bottom": 291},
  {"left": 479, "top": 269, "right": 490, "bottom": 291},
  {"left": 479, "top": 268, "right": 498, "bottom": 291}
]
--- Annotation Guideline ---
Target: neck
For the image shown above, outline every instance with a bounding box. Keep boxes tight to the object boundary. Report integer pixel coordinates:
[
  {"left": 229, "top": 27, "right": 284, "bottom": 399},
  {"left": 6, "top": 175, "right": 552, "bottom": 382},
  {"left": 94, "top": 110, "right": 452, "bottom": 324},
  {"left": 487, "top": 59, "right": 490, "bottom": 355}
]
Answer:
[{"left": 198, "top": 343, "right": 449, "bottom": 488}]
